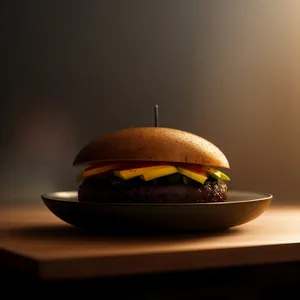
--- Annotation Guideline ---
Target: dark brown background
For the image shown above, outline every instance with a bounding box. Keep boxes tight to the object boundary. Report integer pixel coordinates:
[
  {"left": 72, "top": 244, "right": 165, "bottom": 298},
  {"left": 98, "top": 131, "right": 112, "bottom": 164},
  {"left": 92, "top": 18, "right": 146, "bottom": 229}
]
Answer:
[{"left": 1, "top": 1, "right": 300, "bottom": 205}]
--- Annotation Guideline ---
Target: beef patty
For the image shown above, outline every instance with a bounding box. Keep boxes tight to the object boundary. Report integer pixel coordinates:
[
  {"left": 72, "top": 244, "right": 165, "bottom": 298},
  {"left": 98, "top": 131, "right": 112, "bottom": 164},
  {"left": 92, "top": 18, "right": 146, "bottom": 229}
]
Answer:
[{"left": 78, "top": 173, "right": 228, "bottom": 203}]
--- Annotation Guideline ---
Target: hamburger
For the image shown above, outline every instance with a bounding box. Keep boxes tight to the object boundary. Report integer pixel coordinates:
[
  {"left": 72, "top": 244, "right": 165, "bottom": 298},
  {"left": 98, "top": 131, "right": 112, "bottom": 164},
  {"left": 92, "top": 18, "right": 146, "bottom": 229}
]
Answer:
[{"left": 73, "top": 127, "right": 231, "bottom": 204}]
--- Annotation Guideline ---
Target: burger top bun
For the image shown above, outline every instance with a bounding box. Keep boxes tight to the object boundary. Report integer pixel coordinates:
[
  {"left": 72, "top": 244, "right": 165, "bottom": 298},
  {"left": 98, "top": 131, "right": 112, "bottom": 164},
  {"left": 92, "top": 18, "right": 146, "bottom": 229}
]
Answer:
[{"left": 73, "top": 127, "right": 230, "bottom": 169}]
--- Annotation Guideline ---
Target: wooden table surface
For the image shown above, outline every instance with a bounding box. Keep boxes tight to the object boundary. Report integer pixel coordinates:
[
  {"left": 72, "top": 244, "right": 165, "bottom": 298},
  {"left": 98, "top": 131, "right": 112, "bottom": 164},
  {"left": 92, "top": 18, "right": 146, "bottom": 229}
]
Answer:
[{"left": 1, "top": 202, "right": 300, "bottom": 280}]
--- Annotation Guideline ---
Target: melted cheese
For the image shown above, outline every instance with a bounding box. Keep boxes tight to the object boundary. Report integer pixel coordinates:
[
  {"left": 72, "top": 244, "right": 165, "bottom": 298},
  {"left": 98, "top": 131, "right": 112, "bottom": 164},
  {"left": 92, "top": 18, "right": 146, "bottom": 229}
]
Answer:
[
  {"left": 202, "top": 166, "right": 230, "bottom": 181},
  {"left": 76, "top": 163, "right": 120, "bottom": 182},
  {"left": 114, "top": 165, "right": 168, "bottom": 180},
  {"left": 177, "top": 167, "right": 208, "bottom": 184},
  {"left": 140, "top": 166, "right": 178, "bottom": 181}
]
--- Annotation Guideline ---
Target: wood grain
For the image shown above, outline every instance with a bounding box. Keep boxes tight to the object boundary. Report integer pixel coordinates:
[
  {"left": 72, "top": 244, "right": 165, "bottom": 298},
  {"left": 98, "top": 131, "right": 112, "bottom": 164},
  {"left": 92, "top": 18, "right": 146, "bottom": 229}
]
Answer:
[{"left": 1, "top": 203, "right": 300, "bottom": 280}]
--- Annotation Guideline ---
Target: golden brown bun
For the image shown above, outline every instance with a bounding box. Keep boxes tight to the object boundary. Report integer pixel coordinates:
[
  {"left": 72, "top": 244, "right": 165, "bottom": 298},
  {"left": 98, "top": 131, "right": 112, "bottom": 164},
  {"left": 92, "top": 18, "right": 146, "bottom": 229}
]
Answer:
[{"left": 73, "top": 127, "right": 230, "bottom": 169}]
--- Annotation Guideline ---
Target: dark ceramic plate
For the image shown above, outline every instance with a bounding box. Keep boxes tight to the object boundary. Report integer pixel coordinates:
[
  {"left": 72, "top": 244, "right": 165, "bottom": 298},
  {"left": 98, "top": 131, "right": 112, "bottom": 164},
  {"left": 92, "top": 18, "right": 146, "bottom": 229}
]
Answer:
[{"left": 41, "top": 190, "right": 272, "bottom": 233}]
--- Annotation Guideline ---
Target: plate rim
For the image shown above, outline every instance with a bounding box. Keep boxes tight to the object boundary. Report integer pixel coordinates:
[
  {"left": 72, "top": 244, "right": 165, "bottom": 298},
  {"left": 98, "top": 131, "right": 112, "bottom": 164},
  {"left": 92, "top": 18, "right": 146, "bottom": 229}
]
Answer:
[{"left": 41, "top": 190, "right": 273, "bottom": 206}]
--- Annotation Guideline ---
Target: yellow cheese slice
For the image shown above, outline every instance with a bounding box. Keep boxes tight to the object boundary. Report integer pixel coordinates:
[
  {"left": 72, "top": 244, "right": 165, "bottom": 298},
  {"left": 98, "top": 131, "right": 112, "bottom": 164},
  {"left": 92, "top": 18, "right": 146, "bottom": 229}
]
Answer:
[
  {"left": 202, "top": 166, "right": 230, "bottom": 181},
  {"left": 177, "top": 167, "right": 208, "bottom": 184},
  {"left": 140, "top": 166, "right": 178, "bottom": 181},
  {"left": 114, "top": 165, "right": 168, "bottom": 180},
  {"left": 76, "top": 163, "right": 119, "bottom": 182}
]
